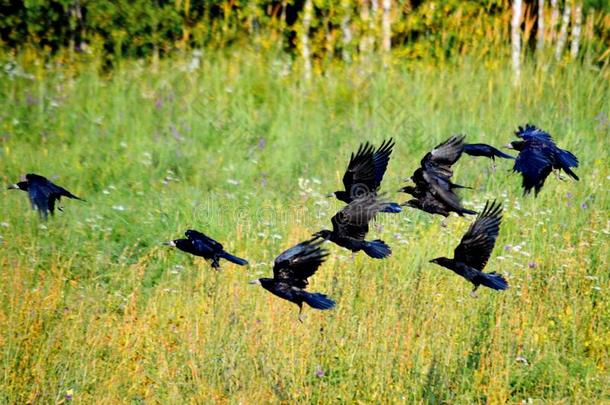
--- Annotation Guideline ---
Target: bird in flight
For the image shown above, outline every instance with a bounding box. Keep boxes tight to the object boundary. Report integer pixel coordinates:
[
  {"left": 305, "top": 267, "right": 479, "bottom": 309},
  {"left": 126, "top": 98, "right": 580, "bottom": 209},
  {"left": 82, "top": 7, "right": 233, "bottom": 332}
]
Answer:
[
  {"left": 331, "top": 138, "right": 401, "bottom": 213},
  {"left": 429, "top": 200, "right": 508, "bottom": 297},
  {"left": 313, "top": 194, "right": 392, "bottom": 259},
  {"left": 464, "top": 143, "right": 515, "bottom": 170},
  {"left": 8, "top": 173, "right": 84, "bottom": 219},
  {"left": 250, "top": 239, "right": 335, "bottom": 322},
  {"left": 400, "top": 135, "right": 476, "bottom": 223},
  {"left": 505, "top": 124, "right": 579, "bottom": 196},
  {"left": 165, "top": 229, "right": 248, "bottom": 269}
]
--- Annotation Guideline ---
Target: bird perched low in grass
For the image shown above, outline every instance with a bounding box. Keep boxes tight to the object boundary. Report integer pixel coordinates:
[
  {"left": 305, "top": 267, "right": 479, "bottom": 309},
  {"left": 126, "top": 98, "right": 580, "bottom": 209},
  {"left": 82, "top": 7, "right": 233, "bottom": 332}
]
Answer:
[
  {"left": 464, "top": 143, "right": 515, "bottom": 170},
  {"left": 164, "top": 229, "right": 248, "bottom": 269},
  {"left": 400, "top": 135, "right": 476, "bottom": 223},
  {"left": 8, "top": 173, "right": 85, "bottom": 219},
  {"left": 313, "top": 194, "right": 392, "bottom": 259},
  {"left": 331, "top": 138, "right": 401, "bottom": 213},
  {"left": 249, "top": 239, "right": 335, "bottom": 322},
  {"left": 429, "top": 200, "right": 508, "bottom": 297},
  {"left": 505, "top": 124, "right": 579, "bottom": 196}
]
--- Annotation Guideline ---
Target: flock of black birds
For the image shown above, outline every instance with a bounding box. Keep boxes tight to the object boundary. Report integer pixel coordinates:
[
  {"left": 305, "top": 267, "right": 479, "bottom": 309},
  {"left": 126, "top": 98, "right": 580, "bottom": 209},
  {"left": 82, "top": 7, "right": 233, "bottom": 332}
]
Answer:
[{"left": 8, "top": 124, "right": 579, "bottom": 322}]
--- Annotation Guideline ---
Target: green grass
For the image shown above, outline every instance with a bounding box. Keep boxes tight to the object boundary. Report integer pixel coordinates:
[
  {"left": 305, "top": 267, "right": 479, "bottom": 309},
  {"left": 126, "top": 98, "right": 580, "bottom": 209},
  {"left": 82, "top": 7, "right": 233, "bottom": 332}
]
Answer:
[{"left": 0, "top": 51, "right": 608, "bottom": 403}]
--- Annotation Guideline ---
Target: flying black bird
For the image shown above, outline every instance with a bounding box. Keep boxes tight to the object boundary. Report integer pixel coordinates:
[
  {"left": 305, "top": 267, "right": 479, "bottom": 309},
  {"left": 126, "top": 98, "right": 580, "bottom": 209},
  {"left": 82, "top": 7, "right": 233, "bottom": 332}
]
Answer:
[
  {"left": 249, "top": 239, "right": 335, "bottom": 322},
  {"left": 165, "top": 229, "right": 248, "bottom": 269},
  {"left": 331, "top": 138, "right": 401, "bottom": 213},
  {"left": 506, "top": 124, "right": 579, "bottom": 196},
  {"left": 313, "top": 194, "right": 392, "bottom": 259},
  {"left": 464, "top": 143, "right": 515, "bottom": 169},
  {"left": 429, "top": 200, "right": 508, "bottom": 297},
  {"left": 8, "top": 173, "right": 85, "bottom": 219},
  {"left": 400, "top": 135, "right": 476, "bottom": 221}
]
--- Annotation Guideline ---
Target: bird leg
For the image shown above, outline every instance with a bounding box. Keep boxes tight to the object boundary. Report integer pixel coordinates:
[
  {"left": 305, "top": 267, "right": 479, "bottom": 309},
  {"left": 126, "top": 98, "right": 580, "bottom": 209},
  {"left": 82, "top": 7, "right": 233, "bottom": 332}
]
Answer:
[
  {"left": 490, "top": 161, "right": 496, "bottom": 173},
  {"left": 554, "top": 171, "right": 566, "bottom": 181},
  {"left": 298, "top": 304, "right": 305, "bottom": 323},
  {"left": 440, "top": 218, "right": 448, "bottom": 228},
  {"left": 350, "top": 252, "right": 356, "bottom": 262},
  {"left": 470, "top": 285, "right": 479, "bottom": 299}
]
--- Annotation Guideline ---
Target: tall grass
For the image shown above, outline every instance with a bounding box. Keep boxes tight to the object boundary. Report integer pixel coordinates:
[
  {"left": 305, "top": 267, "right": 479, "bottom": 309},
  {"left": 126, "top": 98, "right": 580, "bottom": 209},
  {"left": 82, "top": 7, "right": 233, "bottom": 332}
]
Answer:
[{"left": 0, "top": 52, "right": 608, "bottom": 403}]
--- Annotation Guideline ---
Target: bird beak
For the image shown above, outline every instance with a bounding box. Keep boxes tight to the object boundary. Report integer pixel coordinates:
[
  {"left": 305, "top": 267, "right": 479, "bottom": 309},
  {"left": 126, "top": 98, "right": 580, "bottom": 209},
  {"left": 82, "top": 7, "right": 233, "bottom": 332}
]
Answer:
[
  {"left": 324, "top": 193, "right": 334, "bottom": 198},
  {"left": 7, "top": 184, "right": 19, "bottom": 190},
  {"left": 503, "top": 143, "right": 514, "bottom": 150},
  {"left": 429, "top": 259, "right": 436, "bottom": 264},
  {"left": 162, "top": 241, "right": 176, "bottom": 247},
  {"left": 248, "top": 279, "right": 261, "bottom": 285}
]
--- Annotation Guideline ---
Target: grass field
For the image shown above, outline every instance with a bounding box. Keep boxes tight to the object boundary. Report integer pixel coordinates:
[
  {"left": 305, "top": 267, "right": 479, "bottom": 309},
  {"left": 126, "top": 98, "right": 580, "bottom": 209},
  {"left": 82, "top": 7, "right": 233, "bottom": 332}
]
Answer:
[{"left": 0, "top": 52, "right": 608, "bottom": 403}]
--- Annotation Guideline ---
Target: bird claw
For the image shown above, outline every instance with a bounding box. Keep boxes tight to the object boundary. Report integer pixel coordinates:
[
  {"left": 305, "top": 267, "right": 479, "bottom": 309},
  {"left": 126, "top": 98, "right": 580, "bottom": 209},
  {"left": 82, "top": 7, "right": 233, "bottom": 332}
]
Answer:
[
  {"left": 298, "top": 313, "right": 305, "bottom": 323},
  {"left": 470, "top": 290, "right": 479, "bottom": 299},
  {"left": 440, "top": 219, "right": 448, "bottom": 228}
]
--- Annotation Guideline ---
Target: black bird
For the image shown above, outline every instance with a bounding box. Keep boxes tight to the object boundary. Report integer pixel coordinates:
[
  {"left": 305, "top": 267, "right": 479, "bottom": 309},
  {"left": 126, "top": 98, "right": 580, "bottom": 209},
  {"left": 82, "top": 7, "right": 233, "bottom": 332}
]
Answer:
[
  {"left": 165, "top": 229, "right": 248, "bottom": 269},
  {"left": 400, "top": 135, "right": 476, "bottom": 221},
  {"left": 249, "top": 239, "right": 335, "bottom": 322},
  {"left": 505, "top": 124, "right": 579, "bottom": 196},
  {"left": 313, "top": 194, "right": 392, "bottom": 259},
  {"left": 332, "top": 138, "right": 401, "bottom": 213},
  {"left": 464, "top": 143, "right": 515, "bottom": 169},
  {"left": 429, "top": 200, "right": 508, "bottom": 297},
  {"left": 8, "top": 173, "right": 84, "bottom": 219}
]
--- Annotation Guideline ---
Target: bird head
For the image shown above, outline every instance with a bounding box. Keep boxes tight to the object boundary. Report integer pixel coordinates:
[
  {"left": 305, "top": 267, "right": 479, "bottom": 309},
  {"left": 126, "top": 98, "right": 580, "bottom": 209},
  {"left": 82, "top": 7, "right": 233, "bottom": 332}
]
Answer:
[
  {"left": 399, "top": 185, "right": 417, "bottom": 196},
  {"left": 7, "top": 181, "right": 28, "bottom": 191},
  {"left": 403, "top": 199, "right": 421, "bottom": 210},
  {"left": 429, "top": 257, "right": 451, "bottom": 268},
  {"left": 312, "top": 229, "right": 332, "bottom": 240},
  {"left": 504, "top": 141, "right": 525, "bottom": 151}
]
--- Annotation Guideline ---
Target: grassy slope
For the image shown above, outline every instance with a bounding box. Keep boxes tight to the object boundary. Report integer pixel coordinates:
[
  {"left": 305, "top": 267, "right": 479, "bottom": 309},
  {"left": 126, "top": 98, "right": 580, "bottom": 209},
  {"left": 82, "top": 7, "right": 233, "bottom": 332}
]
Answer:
[{"left": 0, "top": 52, "right": 608, "bottom": 403}]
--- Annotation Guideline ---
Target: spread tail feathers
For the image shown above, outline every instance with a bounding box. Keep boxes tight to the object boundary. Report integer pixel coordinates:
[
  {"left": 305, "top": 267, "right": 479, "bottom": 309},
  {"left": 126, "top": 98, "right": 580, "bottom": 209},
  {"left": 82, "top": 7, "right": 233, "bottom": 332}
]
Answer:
[
  {"left": 479, "top": 272, "right": 509, "bottom": 291},
  {"left": 303, "top": 292, "right": 336, "bottom": 310},
  {"left": 562, "top": 166, "right": 580, "bottom": 181},
  {"left": 380, "top": 202, "right": 402, "bottom": 213},
  {"left": 363, "top": 239, "right": 392, "bottom": 259},
  {"left": 219, "top": 252, "right": 249, "bottom": 266}
]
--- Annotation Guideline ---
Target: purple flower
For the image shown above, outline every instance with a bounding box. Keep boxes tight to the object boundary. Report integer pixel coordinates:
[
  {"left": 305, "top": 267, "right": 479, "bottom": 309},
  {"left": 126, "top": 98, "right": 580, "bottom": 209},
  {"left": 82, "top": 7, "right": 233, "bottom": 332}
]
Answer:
[
  {"left": 155, "top": 98, "right": 163, "bottom": 110},
  {"left": 580, "top": 202, "right": 588, "bottom": 209},
  {"left": 504, "top": 245, "right": 512, "bottom": 251},
  {"left": 315, "top": 366, "right": 325, "bottom": 378},
  {"left": 257, "top": 138, "right": 267, "bottom": 150},
  {"left": 528, "top": 261, "right": 537, "bottom": 269},
  {"left": 566, "top": 192, "right": 572, "bottom": 199},
  {"left": 25, "top": 93, "right": 38, "bottom": 106}
]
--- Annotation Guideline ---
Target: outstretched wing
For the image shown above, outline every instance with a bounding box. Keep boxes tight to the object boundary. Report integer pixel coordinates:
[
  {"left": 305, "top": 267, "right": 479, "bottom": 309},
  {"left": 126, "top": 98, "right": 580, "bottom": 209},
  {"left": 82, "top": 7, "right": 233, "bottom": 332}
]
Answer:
[
  {"left": 515, "top": 124, "right": 553, "bottom": 144},
  {"left": 273, "top": 239, "right": 329, "bottom": 288},
  {"left": 454, "top": 200, "right": 503, "bottom": 270},
  {"left": 331, "top": 194, "right": 388, "bottom": 240},
  {"left": 421, "top": 135, "right": 465, "bottom": 176},
  {"left": 372, "top": 138, "right": 395, "bottom": 189},
  {"left": 513, "top": 147, "right": 553, "bottom": 194},
  {"left": 422, "top": 170, "right": 465, "bottom": 212},
  {"left": 341, "top": 142, "right": 376, "bottom": 198}
]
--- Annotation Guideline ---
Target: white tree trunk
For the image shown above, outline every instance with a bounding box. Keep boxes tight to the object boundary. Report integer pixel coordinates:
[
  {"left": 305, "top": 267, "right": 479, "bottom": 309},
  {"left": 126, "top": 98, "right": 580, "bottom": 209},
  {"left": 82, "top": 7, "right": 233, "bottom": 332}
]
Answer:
[
  {"left": 555, "top": 0, "right": 571, "bottom": 60},
  {"left": 341, "top": 0, "right": 353, "bottom": 62},
  {"left": 359, "top": 0, "right": 371, "bottom": 54},
  {"left": 550, "top": 0, "right": 559, "bottom": 41},
  {"left": 511, "top": 0, "right": 523, "bottom": 83},
  {"left": 301, "top": 0, "right": 313, "bottom": 80},
  {"left": 570, "top": 1, "right": 582, "bottom": 59},
  {"left": 381, "top": 0, "right": 391, "bottom": 52},
  {"left": 537, "top": 0, "right": 545, "bottom": 51}
]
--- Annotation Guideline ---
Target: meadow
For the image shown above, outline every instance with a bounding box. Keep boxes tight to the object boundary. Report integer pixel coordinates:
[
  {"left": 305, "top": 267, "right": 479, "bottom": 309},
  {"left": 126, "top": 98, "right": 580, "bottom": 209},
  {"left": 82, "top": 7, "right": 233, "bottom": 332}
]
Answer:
[{"left": 0, "top": 52, "right": 608, "bottom": 403}]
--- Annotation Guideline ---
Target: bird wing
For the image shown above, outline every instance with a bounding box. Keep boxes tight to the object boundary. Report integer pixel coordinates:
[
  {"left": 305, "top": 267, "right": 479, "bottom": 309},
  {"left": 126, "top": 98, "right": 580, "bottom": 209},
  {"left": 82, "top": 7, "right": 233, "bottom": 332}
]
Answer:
[
  {"left": 372, "top": 138, "right": 395, "bottom": 189},
  {"left": 185, "top": 229, "right": 224, "bottom": 251},
  {"left": 331, "top": 194, "right": 386, "bottom": 240},
  {"left": 422, "top": 170, "right": 464, "bottom": 211},
  {"left": 341, "top": 142, "right": 376, "bottom": 197},
  {"left": 273, "top": 239, "right": 329, "bottom": 288},
  {"left": 454, "top": 200, "right": 503, "bottom": 271},
  {"left": 513, "top": 147, "right": 553, "bottom": 194},
  {"left": 26, "top": 175, "right": 58, "bottom": 216},
  {"left": 421, "top": 135, "right": 465, "bottom": 173},
  {"left": 515, "top": 124, "right": 553, "bottom": 144}
]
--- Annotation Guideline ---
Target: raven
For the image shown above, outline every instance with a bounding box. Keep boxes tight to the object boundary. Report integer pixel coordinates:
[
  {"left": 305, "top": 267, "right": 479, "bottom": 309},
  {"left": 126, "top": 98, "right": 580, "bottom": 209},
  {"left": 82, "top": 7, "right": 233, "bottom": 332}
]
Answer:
[
  {"left": 464, "top": 143, "right": 515, "bottom": 169},
  {"left": 400, "top": 135, "right": 476, "bottom": 221},
  {"left": 506, "top": 124, "right": 579, "bottom": 196},
  {"left": 165, "top": 229, "right": 248, "bottom": 269},
  {"left": 331, "top": 138, "right": 401, "bottom": 213},
  {"left": 429, "top": 200, "right": 508, "bottom": 297},
  {"left": 313, "top": 194, "right": 392, "bottom": 259},
  {"left": 249, "top": 239, "right": 335, "bottom": 322},
  {"left": 8, "top": 173, "right": 84, "bottom": 219}
]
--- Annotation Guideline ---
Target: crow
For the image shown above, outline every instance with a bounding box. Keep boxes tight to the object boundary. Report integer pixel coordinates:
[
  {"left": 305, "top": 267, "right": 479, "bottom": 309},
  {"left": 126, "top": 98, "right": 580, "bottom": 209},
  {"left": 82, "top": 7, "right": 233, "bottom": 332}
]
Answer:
[
  {"left": 313, "top": 194, "right": 391, "bottom": 259},
  {"left": 8, "top": 173, "right": 84, "bottom": 219},
  {"left": 429, "top": 200, "right": 508, "bottom": 297},
  {"left": 400, "top": 135, "right": 476, "bottom": 222},
  {"left": 505, "top": 124, "right": 579, "bottom": 196},
  {"left": 249, "top": 239, "right": 335, "bottom": 322},
  {"left": 165, "top": 229, "right": 248, "bottom": 269},
  {"left": 331, "top": 138, "right": 401, "bottom": 213},
  {"left": 464, "top": 143, "right": 515, "bottom": 170}
]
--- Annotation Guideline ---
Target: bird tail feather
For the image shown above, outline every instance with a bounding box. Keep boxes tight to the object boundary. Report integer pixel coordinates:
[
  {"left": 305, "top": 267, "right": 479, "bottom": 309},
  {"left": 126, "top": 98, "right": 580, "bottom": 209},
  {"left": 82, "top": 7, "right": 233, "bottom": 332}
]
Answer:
[
  {"left": 363, "top": 239, "right": 392, "bottom": 259},
  {"left": 479, "top": 272, "right": 509, "bottom": 291},
  {"left": 380, "top": 202, "right": 402, "bottom": 213},
  {"left": 219, "top": 252, "right": 249, "bottom": 266},
  {"left": 562, "top": 166, "right": 579, "bottom": 181},
  {"left": 303, "top": 292, "right": 336, "bottom": 310}
]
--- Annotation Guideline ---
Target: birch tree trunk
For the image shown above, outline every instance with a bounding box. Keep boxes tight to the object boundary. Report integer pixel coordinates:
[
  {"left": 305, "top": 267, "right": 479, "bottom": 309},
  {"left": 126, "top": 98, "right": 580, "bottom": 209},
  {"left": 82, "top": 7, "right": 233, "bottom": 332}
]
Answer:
[
  {"left": 537, "top": 0, "right": 545, "bottom": 51},
  {"left": 570, "top": 1, "right": 582, "bottom": 59},
  {"left": 301, "top": 0, "right": 313, "bottom": 81},
  {"left": 555, "top": 0, "right": 571, "bottom": 60},
  {"left": 550, "top": 0, "right": 559, "bottom": 41},
  {"left": 381, "top": 0, "right": 391, "bottom": 52},
  {"left": 369, "top": 0, "right": 379, "bottom": 51},
  {"left": 359, "top": 0, "right": 371, "bottom": 54},
  {"left": 511, "top": 0, "right": 523, "bottom": 83},
  {"left": 341, "top": 0, "right": 353, "bottom": 62}
]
